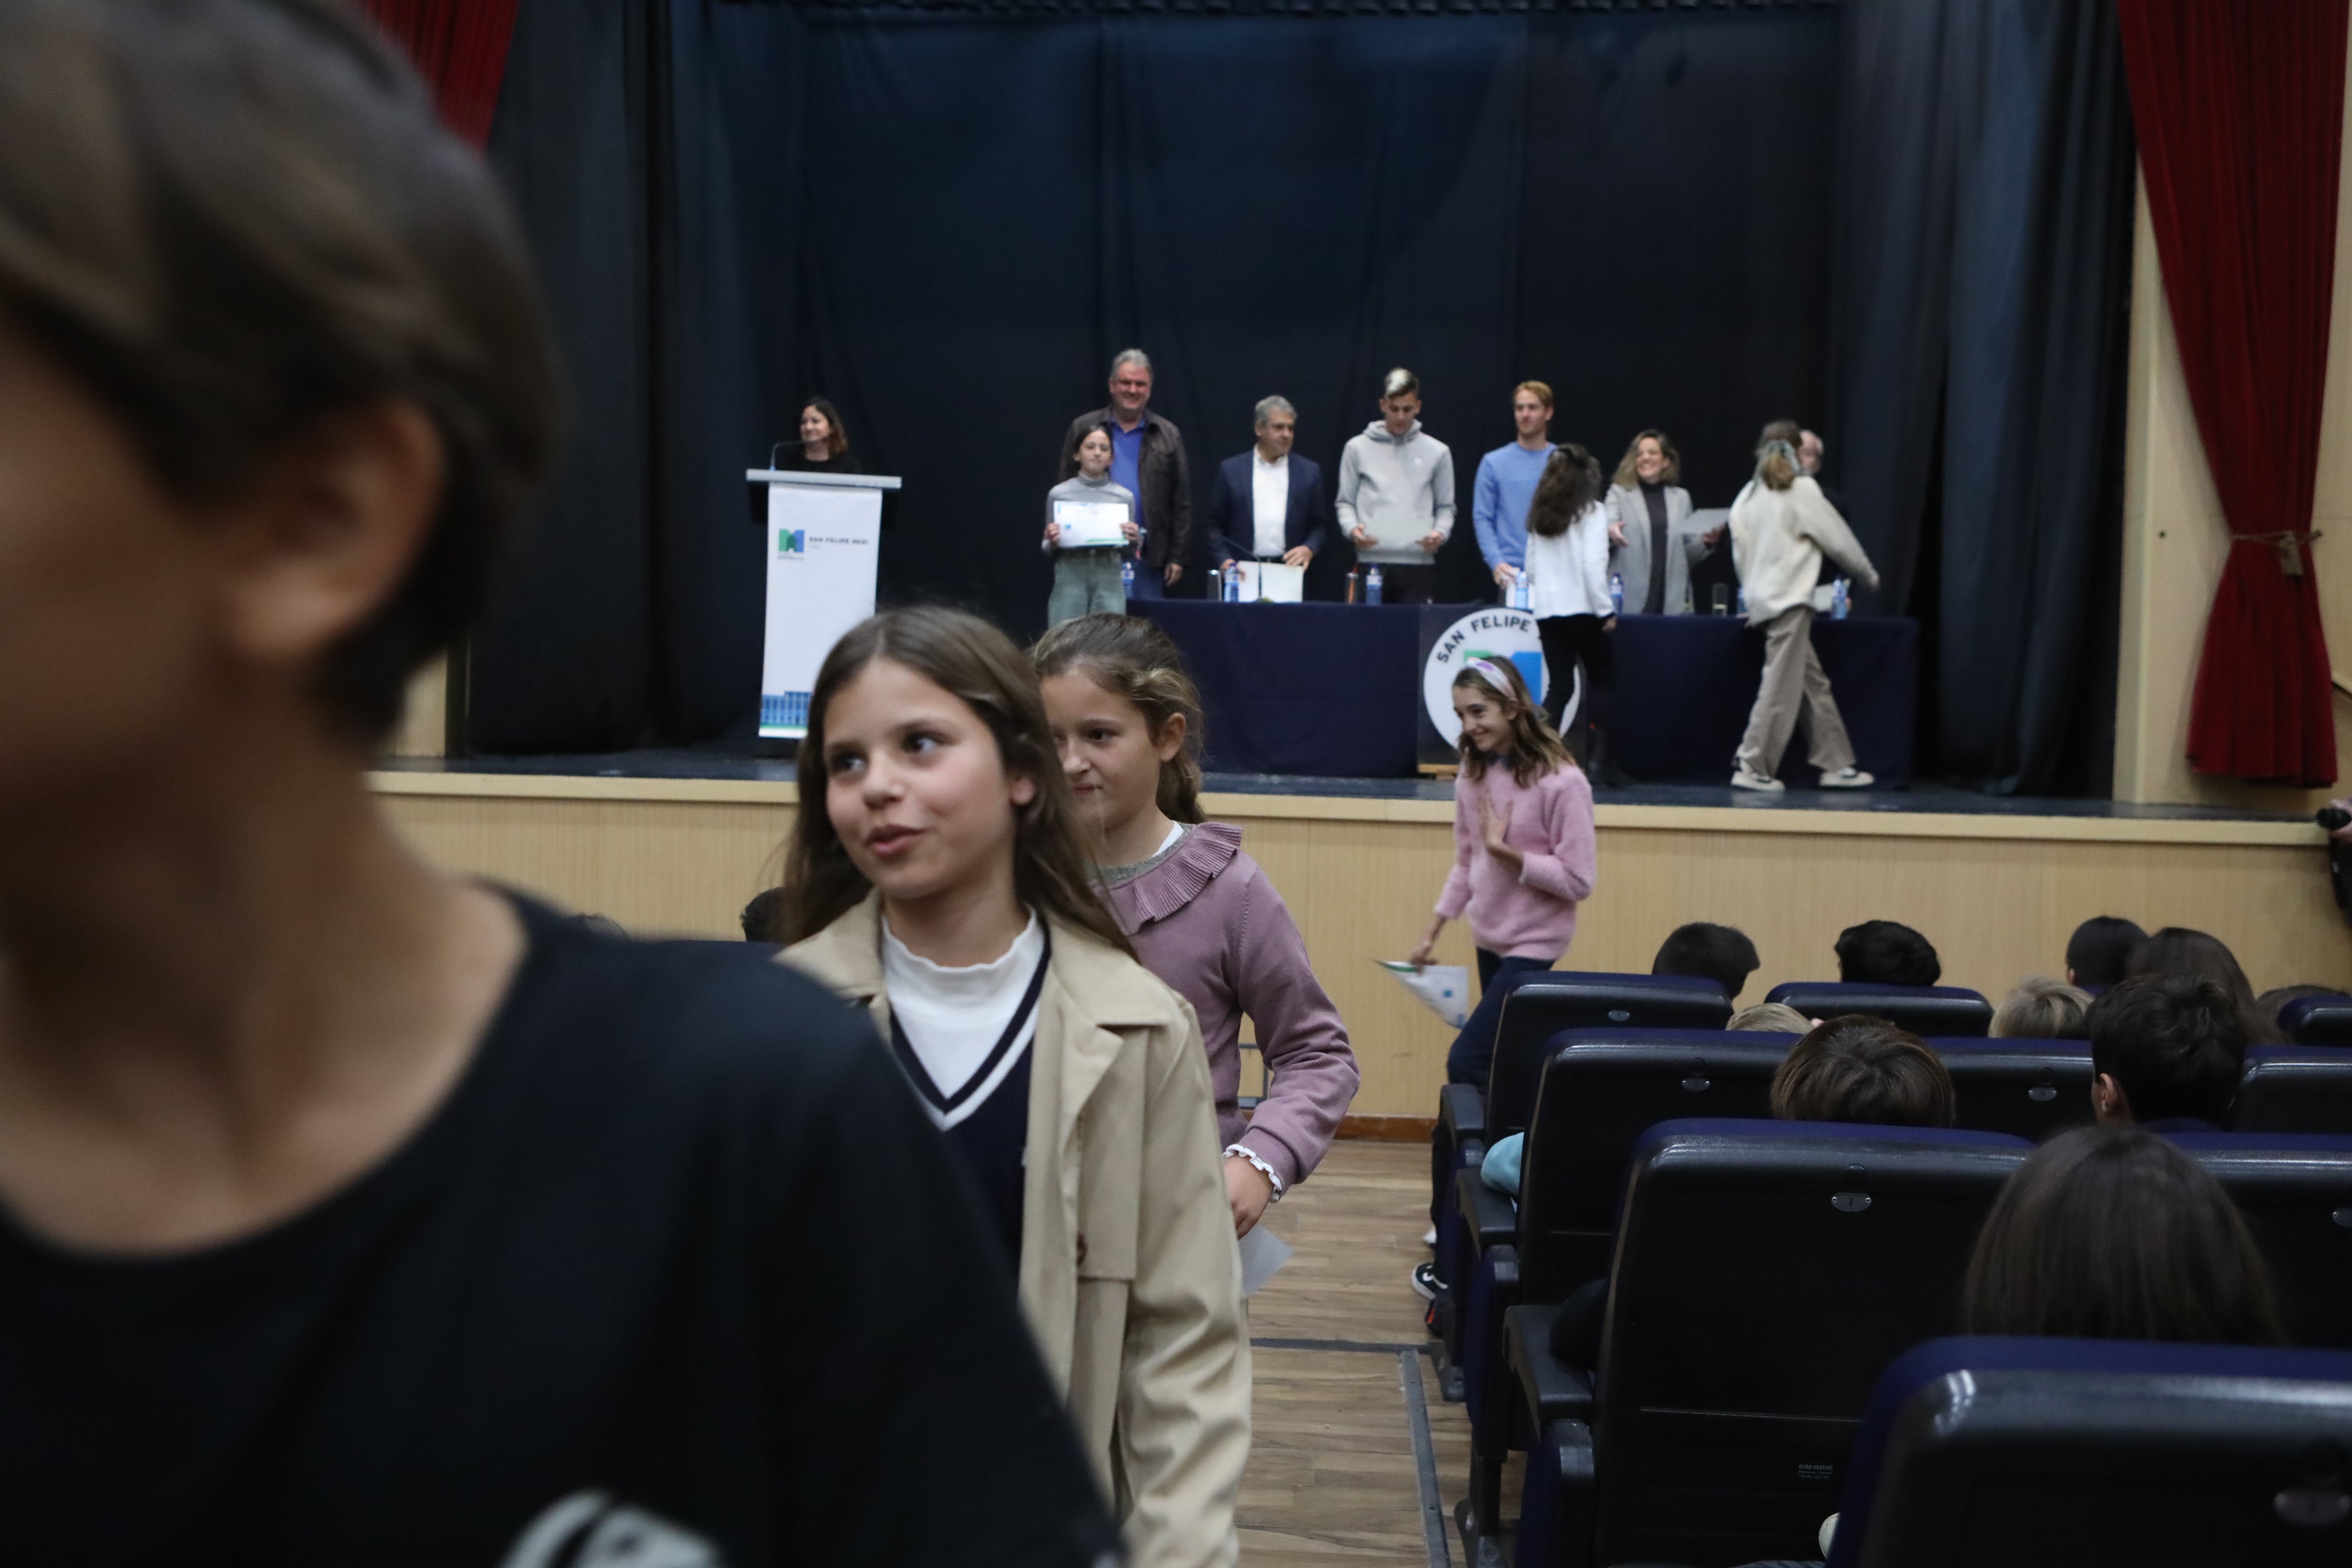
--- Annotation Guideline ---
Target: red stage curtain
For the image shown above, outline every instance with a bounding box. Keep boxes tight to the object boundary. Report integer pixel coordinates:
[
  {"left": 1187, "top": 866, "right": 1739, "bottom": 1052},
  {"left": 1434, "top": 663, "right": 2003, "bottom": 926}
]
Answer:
[
  {"left": 2120, "top": 0, "right": 2348, "bottom": 785},
  {"left": 359, "top": 0, "right": 521, "bottom": 150}
]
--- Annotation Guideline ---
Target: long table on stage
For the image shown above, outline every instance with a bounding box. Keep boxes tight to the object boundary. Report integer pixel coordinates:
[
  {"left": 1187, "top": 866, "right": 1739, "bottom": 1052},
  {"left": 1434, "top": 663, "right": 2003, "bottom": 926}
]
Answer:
[{"left": 1133, "top": 600, "right": 1917, "bottom": 785}]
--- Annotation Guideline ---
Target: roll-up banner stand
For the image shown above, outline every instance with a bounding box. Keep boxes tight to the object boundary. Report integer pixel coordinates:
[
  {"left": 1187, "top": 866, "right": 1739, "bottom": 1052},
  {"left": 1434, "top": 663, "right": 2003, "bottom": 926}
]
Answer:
[{"left": 746, "top": 469, "right": 900, "bottom": 743}]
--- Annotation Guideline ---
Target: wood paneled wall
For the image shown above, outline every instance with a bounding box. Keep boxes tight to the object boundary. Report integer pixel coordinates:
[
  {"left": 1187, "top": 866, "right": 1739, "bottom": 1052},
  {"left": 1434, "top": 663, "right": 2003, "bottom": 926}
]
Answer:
[{"left": 374, "top": 775, "right": 2351, "bottom": 1118}]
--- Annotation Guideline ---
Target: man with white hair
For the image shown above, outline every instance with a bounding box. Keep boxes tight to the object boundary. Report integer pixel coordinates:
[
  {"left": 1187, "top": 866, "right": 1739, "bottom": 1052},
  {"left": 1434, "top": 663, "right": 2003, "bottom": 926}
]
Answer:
[
  {"left": 1206, "top": 395, "right": 1330, "bottom": 582},
  {"left": 1798, "top": 427, "right": 1845, "bottom": 513},
  {"left": 1059, "top": 349, "right": 1193, "bottom": 596}
]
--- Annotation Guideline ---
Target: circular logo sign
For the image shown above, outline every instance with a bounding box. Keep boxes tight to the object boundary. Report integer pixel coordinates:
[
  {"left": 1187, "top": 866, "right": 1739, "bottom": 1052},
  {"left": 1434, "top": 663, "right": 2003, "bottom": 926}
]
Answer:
[{"left": 1422, "top": 607, "right": 1573, "bottom": 745}]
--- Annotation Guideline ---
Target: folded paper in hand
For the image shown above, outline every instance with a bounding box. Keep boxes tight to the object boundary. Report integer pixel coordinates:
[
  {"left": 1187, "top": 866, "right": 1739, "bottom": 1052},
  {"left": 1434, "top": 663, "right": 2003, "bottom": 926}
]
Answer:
[
  {"left": 1377, "top": 959, "right": 1471, "bottom": 1028},
  {"left": 1237, "top": 1226, "right": 1291, "bottom": 1297}
]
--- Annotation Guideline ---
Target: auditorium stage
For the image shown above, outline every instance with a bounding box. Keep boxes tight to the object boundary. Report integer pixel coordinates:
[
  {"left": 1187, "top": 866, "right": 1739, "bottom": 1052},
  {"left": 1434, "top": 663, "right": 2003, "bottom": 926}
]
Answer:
[{"left": 373, "top": 750, "right": 2349, "bottom": 1123}]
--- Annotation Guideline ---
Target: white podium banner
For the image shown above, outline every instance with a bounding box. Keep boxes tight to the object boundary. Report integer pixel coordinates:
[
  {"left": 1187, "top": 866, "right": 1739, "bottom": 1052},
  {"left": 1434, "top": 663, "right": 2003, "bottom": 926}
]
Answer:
[{"left": 748, "top": 469, "right": 899, "bottom": 739}]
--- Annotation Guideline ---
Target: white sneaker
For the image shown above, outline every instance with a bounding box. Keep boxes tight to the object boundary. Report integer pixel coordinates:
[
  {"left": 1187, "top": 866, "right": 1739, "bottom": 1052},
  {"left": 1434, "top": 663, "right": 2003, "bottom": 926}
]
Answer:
[
  {"left": 1421, "top": 1226, "right": 1438, "bottom": 1249},
  {"left": 1731, "top": 766, "right": 1786, "bottom": 792},
  {"left": 1820, "top": 767, "right": 1876, "bottom": 789}
]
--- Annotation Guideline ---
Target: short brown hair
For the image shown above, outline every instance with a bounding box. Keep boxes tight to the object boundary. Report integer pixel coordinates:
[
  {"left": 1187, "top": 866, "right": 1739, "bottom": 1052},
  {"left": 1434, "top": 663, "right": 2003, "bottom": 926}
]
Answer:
[
  {"left": 1032, "top": 614, "right": 1207, "bottom": 825},
  {"left": 782, "top": 607, "right": 1135, "bottom": 958},
  {"left": 1514, "top": 379, "right": 1554, "bottom": 411},
  {"left": 1769, "top": 1015, "right": 1956, "bottom": 1126},
  {"left": 1962, "top": 1126, "right": 2285, "bottom": 1344},
  {"left": 0, "top": 0, "right": 561, "bottom": 741}
]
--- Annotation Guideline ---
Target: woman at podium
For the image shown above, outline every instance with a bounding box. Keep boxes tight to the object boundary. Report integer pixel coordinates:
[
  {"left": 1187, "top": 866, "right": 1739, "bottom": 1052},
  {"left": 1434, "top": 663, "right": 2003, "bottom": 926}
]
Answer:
[{"left": 777, "top": 395, "right": 863, "bottom": 474}]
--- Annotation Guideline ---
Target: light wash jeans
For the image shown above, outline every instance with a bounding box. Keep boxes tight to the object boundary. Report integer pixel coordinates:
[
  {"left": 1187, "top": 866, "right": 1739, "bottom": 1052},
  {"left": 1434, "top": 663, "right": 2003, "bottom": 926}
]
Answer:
[{"left": 1048, "top": 547, "right": 1127, "bottom": 625}]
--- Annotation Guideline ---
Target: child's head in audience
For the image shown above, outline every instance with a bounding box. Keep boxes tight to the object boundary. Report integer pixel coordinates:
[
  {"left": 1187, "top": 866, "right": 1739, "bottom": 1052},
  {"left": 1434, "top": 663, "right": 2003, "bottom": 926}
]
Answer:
[
  {"left": 740, "top": 886, "right": 785, "bottom": 942},
  {"left": 1962, "top": 1125, "right": 2284, "bottom": 1344},
  {"left": 2085, "top": 972, "right": 2246, "bottom": 1129},
  {"left": 1652, "top": 922, "right": 1759, "bottom": 1000},
  {"left": 781, "top": 606, "right": 1132, "bottom": 955},
  {"left": 1032, "top": 613, "right": 1206, "bottom": 857},
  {"left": 1769, "top": 1016, "right": 1955, "bottom": 1126},
  {"left": 2254, "top": 983, "right": 2340, "bottom": 1037},
  {"left": 1834, "top": 920, "right": 1941, "bottom": 987},
  {"left": 2128, "top": 926, "right": 2275, "bottom": 1043},
  {"left": 2064, "top": 915, "right": 2147, "bottom": 988},
  {"left": 1993, "top": 976, "right": 2091, "bottom": 1039},
  {"left": 1730, "top": 1001, "right": 1812, "bottom": 1035}
]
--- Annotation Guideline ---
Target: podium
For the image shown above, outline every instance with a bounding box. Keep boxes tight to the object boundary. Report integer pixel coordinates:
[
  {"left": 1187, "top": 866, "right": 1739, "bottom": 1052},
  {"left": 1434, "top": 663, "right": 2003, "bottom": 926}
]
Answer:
[{"left": 746, "top": 468, "right": 901, "bottom": 740}]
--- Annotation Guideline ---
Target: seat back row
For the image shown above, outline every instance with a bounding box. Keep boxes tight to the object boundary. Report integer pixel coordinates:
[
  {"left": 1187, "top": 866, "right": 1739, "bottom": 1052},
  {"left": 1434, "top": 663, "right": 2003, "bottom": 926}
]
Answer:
[{"left": 1513, "top": 1121, "right": 2352, "bottom": 1566}]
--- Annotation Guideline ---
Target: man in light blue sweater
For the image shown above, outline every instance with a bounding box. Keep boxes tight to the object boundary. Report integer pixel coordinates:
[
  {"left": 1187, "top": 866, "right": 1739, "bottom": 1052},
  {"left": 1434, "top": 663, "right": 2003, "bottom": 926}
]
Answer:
[{"left": 1472, "top": 381, "right": 1557, "bottom": 594}]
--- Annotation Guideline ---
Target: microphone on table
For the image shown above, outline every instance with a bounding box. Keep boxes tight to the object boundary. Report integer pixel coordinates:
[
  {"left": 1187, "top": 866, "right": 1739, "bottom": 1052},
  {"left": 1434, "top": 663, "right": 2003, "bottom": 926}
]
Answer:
[{"left": 768, "top": 442, "right": 786, "bottom": 469}]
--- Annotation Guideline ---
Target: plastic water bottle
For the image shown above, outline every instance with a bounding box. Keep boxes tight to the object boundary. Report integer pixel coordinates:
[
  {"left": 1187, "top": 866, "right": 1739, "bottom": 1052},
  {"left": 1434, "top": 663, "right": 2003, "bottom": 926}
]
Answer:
[
  {"left": 1832, "top": 577, "right": 1851, "bottom": 620},
  {"left": 1223, "top": 563, "right": 1241, "bottom": 603},
  {"left": 1510, "top": 575, "right": 1530, "bottom": 612},
  {"left": 1609, "top": 573, "right": 1624, "bottom": 617},
  {"left": 1736, "top": 584, "right": 1748, "bottom": 617},
  {"left": 1120, "top": 558, "right": 1135, "bottom": 592},
  {"left": 1366, "top": 565, "right": 1385, "bottom": 605}
]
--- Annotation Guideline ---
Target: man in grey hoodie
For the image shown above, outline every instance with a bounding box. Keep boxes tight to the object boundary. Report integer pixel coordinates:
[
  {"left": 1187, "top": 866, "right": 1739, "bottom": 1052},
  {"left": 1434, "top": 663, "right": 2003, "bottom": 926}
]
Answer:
[{"left": 1335, "top": 367, "right": 1455, "bottom": 604}]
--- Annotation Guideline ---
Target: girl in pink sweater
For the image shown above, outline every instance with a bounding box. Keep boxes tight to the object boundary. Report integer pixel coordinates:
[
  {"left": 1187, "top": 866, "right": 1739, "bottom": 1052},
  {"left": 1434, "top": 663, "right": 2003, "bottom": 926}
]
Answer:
[
  {"left": 1407, "top": 656, "right": 1598, "bottom": 1091},
  {"left": 1035, "top": 615, "right": 1360, "bottom": 1238}
]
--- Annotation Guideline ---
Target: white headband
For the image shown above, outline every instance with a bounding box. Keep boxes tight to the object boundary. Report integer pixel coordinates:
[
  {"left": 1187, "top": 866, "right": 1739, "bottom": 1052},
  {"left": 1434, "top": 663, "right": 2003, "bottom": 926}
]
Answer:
[{"left": 1464, "top": 657, "right": 1516, "bottom": 695}]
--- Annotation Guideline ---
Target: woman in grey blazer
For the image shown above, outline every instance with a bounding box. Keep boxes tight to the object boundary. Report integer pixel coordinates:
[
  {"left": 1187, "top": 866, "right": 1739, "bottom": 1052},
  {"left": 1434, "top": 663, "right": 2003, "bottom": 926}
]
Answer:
[{"left": 1604, "top": 429, "right": 1717, "bottom": 614}]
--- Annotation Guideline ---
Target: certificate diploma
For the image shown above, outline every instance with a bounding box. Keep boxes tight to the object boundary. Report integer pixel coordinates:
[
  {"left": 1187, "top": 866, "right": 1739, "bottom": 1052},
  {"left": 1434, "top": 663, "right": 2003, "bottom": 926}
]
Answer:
[
  {"left": 1361, "top": 512, "right": 1438, "bottom": 553},
  {"left": 1053, "top": 499, "right": 1131, "bottom": 548}
]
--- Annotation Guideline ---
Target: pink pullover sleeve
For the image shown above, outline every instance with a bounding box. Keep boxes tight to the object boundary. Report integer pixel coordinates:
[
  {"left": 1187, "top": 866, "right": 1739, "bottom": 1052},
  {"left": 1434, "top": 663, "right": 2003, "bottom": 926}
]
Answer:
[
  {"left": 1434, "top": 772, "right": 1477, "bottom": 919},
  {"left": 1228, "top": 867, "right": 1359, "bottom": 1190},
  {"left": 1515, "top": 765, "right": 1596, "bottom": 905}
]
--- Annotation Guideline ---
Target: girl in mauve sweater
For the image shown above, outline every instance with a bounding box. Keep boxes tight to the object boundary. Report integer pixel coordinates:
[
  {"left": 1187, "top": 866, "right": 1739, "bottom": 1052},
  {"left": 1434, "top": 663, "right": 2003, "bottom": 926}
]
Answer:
[
  {"left": 1035, "top": 614, "right": 1360, "bottom": 1238},
  {"left": 1407, "top": 655, "right": 1598, "bottom": 1091}
]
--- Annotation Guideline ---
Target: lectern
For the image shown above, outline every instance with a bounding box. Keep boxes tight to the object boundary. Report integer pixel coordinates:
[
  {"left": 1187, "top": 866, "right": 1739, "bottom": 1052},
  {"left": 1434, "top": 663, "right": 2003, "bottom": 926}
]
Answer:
[{"left": 745, "top": 468, "right": 901, "bottom": 740}]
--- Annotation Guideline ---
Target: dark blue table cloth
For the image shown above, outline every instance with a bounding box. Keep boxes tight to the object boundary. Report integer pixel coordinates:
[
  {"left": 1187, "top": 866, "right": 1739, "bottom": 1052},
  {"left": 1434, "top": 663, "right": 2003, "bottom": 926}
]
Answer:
[
  {"left": 1133, "top": 601, "right": 1915, "bottom": 785},
  {"left": 1608, "top": 613, "right": 1917, "bottom": 788},
  {"left": 1133, "top": 601, "right": 1425, "bottom": 778}
]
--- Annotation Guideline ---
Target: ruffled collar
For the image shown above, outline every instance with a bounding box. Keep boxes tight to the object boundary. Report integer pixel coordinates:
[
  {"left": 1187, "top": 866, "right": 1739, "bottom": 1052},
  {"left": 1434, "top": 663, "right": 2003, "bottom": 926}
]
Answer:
[{"left": 1109, "top": 820, "right": 1241, "bottom": 927}]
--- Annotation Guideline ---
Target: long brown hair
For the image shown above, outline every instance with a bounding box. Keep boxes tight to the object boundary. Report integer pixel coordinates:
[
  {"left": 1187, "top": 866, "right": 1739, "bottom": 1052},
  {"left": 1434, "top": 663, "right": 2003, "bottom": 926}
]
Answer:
[
  {"left": 1962, "top": 1126, "right": 2286, "bottom": 1345},
  {"left": 1032, "top": 614, "right": 1206, "bottom": 824},
  {"left": 780, "top": 606, "right": 1134, "bottom": 956},
  {"left": 1525, "top": 444, "right": 1603, "bottom": 538},
  {"left": 1611, "top": 429, "right": 1681, "bottom": 489},
  {"left": 801, "top": 396, "right": 849, "bottom": 457},
  {"left": 1453, "top": 657, "right": 1572, "bottom": 786}
]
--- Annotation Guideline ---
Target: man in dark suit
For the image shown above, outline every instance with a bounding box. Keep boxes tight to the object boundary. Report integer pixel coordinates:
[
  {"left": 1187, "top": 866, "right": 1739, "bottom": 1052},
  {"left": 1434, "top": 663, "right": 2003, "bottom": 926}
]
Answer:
[
  {"left": 1206, "top": 396, "right": 1330, "bottom": 580},
  {"left": 1057, "top": 349, "right": 1191, "bottom": 597}
]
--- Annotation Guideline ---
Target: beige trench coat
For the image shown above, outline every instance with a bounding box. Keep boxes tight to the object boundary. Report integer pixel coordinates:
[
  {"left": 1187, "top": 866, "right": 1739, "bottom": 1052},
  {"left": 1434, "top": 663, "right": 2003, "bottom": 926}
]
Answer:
[{"left": 785, "top": 894, "right": 1249, "bottom": 1568}]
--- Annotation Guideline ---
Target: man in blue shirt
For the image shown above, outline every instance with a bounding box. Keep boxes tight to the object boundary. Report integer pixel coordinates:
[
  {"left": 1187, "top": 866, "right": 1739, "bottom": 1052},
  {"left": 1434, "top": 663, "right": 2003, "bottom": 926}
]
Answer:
[
  {"left": 1058, "top": 349, "right": 1193, "bottom": 599},
  {"left": 1472, "top": 380, "right": 1557, "bottom": 597}
]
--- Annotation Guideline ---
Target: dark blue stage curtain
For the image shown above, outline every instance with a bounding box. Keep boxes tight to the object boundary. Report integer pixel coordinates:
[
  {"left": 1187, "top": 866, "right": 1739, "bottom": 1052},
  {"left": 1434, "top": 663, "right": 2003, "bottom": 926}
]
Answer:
[
  {"left": 1827, "top": 0, "right": 2137, "bottom": 795},
  {"left": 462, "top": 0, "right": 1841, "bottom": 753}
]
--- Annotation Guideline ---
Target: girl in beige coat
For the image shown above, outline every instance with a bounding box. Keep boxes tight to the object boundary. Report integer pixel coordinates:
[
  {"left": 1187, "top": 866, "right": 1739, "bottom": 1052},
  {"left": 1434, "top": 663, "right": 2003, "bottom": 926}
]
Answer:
[{"left": 779, "top": 607, "right": 1249, "bottom": 1568}]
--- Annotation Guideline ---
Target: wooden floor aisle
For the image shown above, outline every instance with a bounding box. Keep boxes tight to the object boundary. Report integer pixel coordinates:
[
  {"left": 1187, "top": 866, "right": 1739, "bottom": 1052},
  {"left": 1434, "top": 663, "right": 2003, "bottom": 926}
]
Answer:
[{"left": 1240, "top": 1141, "right": 1516, "bottom": 1566}]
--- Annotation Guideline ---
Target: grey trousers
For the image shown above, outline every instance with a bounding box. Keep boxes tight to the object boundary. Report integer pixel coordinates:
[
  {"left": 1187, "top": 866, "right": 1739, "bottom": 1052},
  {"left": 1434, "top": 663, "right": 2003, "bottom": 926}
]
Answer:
[
  {"left": 1736, "top": 606, "right": 1856, "bottom": 777},
  {"left": 1047, "top": 548, "right": 1127, "bottom": 626}
]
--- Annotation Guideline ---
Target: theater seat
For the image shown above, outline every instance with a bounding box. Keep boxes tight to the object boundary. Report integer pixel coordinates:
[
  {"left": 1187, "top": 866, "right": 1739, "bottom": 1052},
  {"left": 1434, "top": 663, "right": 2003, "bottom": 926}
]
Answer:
[
  {"left": 1454, "top": 1034, "right": 1790, "bottom": 1538},
  {"left": 1432, "top": 974, "right": 1730, "bottom": 1309},
  {"left": 1767, "top": 982, "right": 1995, "bottom": 1037},
  {"left": 2236, "top": 1046, "right": 2352, "bottom": 1135},
  {"left": 2162, "top": 1130, "right": 2352, "bottom": 1349},
  {"left": 1824, "top": 1337, "right": 2352, "bottom": 1568},
  {"left": 2281, "top": 993, "right": 2352, "bottom": 1045},
  {"left": 1514, "top": 1120, "right": 2028, "bottom": 1568},
  {"left": 1929, "top": 1039, "right": 2092, "bottom": 1141},
  {"left": 1485, "top": 974, "right": 1736, "bottom": 1139}
]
